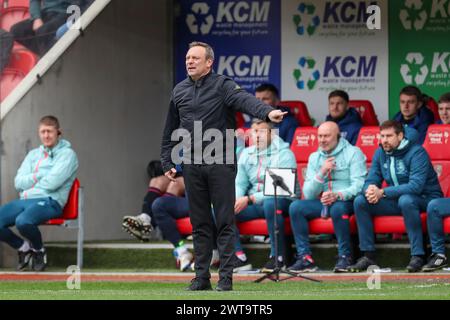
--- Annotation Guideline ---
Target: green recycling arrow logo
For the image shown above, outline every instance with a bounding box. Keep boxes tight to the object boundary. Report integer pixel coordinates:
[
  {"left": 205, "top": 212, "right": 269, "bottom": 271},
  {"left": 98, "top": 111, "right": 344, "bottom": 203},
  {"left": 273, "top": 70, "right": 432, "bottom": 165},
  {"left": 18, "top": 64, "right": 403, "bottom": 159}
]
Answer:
[
  {"left": 293, "top": 2, "right": 320, "bottom": 36},
  {"left": 400, "top": 52, "right": 429, "bottom": 85},
  {"left": 399, "top": 0, "right": 427, "bottom": 30},
  {"left": 293, "top": 56, "right": 321, "bottom": 90}
]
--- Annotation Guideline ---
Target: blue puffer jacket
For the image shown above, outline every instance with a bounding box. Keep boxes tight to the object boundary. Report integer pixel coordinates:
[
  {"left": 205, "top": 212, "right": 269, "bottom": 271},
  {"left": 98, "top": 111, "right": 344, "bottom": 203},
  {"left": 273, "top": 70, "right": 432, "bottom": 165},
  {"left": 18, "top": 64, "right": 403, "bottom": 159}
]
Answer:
[
  {"left": 393, "top": 105, "right": 435, "bottom": 144},
  {"left": 326, "top": 108, "right": 362, "bottom": 145},
  {"left": 363, "top": 138, "right": 442, "bottom": 199},
  {"left": 15, "top": 139, "right": 79, "bottom": 207},
  {"left": 303, "top": 137, "right": 367, "bottom": 201},
  {"left": 236, "top": 136, "right": 300, "bottom": 204}
]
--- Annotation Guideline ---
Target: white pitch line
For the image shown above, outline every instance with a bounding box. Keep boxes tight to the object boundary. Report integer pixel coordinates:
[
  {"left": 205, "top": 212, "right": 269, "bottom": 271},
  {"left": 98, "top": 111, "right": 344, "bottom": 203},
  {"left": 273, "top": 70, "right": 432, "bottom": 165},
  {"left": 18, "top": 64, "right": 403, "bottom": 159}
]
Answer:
[{"left": 1, "top": 271, "right": 449, "bottom": 277}]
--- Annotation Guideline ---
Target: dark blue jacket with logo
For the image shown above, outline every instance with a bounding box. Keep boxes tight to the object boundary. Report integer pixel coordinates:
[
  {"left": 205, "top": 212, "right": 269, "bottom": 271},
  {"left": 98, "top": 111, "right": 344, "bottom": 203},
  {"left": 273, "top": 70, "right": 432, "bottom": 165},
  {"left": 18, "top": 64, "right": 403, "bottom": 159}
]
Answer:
[
  {"left": 363, "top": 138, "right": 443, "bottom": 200},
  {"left": 326, "top": 108, "right": 362, "bottom": 145},
  {"left": 393, "top": 106, "right": 435, "bottom": 145}
]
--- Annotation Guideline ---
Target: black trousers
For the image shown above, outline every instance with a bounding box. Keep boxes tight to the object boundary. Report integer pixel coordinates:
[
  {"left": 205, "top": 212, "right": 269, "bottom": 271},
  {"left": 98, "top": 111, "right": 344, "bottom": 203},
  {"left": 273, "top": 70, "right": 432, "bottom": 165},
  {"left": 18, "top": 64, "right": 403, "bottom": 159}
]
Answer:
[
  {"left": 10, "top": 11, "right": 68, "bottom": 56},
  {"left": 183, "top": 164, "right": 236, "bottom": 281}
]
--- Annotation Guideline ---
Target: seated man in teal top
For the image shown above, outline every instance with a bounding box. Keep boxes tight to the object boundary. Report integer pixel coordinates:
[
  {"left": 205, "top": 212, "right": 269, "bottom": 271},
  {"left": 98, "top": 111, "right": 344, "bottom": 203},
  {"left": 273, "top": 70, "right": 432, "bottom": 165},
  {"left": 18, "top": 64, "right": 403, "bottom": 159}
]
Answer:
[{"left": 0, "top": 116, "right": 78, "bottom": 271}]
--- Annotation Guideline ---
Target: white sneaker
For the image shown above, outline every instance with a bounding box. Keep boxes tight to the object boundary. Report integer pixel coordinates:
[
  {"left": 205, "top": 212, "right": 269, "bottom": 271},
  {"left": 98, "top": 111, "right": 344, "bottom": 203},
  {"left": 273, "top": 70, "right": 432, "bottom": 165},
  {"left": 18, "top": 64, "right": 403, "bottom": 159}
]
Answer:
[{"left": 175, "top": 250, "right": 193, "bottom": 272}]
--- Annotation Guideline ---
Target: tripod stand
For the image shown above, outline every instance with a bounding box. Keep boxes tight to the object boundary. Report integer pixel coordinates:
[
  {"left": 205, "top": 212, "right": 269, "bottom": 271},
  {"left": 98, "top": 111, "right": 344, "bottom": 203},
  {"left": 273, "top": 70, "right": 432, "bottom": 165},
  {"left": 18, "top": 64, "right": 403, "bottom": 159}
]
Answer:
[{"left": 255, "top": 170, "right": 320, "bottom": 283}]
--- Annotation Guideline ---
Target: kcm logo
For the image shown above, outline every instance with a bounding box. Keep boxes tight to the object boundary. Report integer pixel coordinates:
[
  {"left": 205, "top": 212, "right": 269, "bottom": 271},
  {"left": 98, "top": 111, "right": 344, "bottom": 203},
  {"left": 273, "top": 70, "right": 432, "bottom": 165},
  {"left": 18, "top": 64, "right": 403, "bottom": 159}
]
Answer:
[
  {"left": 293, "top": 55, "right": 377, "bottom": 90},
  {"left": 293, "top": 1, "right": 379, "bottom": 36},
  {"left": 401, "top": 51, "right": 450, "bottom": 86},
  {"left": 322, "top": 0, "right": 378, "bottom": 24},
  {"left": 186, "top": 1, "right": 270, "bottom": 35},
  {"left": 218, "top": 55, "right": 271, "bottom": 77}
]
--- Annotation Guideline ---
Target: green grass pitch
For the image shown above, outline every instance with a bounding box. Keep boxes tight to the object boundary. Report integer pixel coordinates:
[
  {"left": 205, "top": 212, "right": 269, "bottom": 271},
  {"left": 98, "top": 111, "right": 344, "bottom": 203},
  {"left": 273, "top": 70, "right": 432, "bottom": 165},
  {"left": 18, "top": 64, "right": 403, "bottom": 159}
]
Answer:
[{"left": 0, "top": 280, "right": 449, "bottom": 300}]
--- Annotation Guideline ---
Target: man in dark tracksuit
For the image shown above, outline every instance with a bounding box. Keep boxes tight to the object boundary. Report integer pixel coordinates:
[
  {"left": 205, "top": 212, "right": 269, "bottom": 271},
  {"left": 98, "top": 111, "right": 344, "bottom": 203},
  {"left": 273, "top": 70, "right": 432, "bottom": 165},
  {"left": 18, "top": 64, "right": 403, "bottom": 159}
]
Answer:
[
  {"left": 325, "top": 90, "right": 362, "bottom": 146},
  {"left": 393, "top": 85, "right": 435, "bottom": 144},
  {"left": 161, "top": 42, "right": 286, "bottom": 291},
  {"left": 350, "top": 120, "right": 443, "bottom": 273}
]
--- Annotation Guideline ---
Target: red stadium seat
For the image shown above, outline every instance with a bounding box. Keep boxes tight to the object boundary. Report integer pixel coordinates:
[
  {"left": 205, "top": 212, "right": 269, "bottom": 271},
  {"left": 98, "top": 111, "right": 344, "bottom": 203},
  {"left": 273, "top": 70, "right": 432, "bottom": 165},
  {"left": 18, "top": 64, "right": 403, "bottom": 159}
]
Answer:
[
  {"left": 8, "top": 49, "right": 37, "bottom": 75},
  {"left": 46, "top": 179, "right": 81, "bottom": 224},
  {"left": 348, "top": 100, "right": 379, "bottom": 126},
  {"left": 44, "top": 179, "right": 84, "bottom": 267},
  {"left": 309, "top": 215, "right": 357, "bottom": 234},
  {"left": 0, "top": 68, "right": 24, "bottom": 101},
  {"left": 355, "top": 126, "right": 380, "bottom": 163},
  {"left": 0, "top": 6, "right": 30, "bottom": 31},
  {"left": 373, "top": 213, "right": 428, "bottom": 234},
  {"left": 425, "top": 95, "right": 440, "bottom": 122},
  {"left": 290, "top": 127, "right": 318, "bottom": 163},
  {"left": 237, "top": 216, "right": 358, "bottom": 235},
  {"left": 444, "top": 217, "right": 450, "bottom": 233},
  {"left": 431, "top": 162, "right": 450, "bottom": 197},
  {"left": 279, "top": 100, "right": 313, "bottom": 126},
  {"left": 4, "top": 0, "right": 30, "bottom": 7},
  {"left": 0, "top": 49, "right": 37, "bottom": 101},
  {"left": 176, "top": 214, "right": 358, "bottom": 236},
  {"left": 237, "top": 218, "right": 292, "bottom": 235},
  {"left": 176, "top": 217, "right": 292, "bottom": 236},
  {"left": 0, "top": 50, "right": 36, "bottom": 101},
  {"left": 423, "top": 125, "right": 450, "bottom": 160},
  {"left": 423, "top": 124, "right": 450, "bottom": 196}
]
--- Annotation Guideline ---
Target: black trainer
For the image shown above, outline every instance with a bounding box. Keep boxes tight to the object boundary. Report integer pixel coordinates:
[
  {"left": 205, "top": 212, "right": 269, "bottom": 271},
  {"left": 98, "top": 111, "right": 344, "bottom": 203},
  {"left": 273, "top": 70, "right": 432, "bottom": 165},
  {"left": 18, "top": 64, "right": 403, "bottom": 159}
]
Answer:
[
  {"left": 406, "top": 256, "right": 425, "bottom": 273},
  {"left": 216, "top": 277, "right": 232, "bottom": 291},
  {"left": 333, "top": 255, "right": 352, "bottom": 273},
  {"left": 287, "top": 254, "right": 318, "bottom": 273},
  {"left": 232, "top": 255, "right": 252, "bottom": 273},
  {"left": 422, "top": 253, "right": 448, "bottom": 272},
  {"left": 261, "top": 257, "right": 285, "bottom": 273},
  {"left": 186, "top": 277, "right": 212, "bottom": 291},
  {"left": 348, "top": 256, "right": 377, "bottom": 272},
  {"left": 17, "top": 250, "right": 32, "bottom": 271},
  {"left": 31, "top": 249, "right": 47, "bottom": 272}
]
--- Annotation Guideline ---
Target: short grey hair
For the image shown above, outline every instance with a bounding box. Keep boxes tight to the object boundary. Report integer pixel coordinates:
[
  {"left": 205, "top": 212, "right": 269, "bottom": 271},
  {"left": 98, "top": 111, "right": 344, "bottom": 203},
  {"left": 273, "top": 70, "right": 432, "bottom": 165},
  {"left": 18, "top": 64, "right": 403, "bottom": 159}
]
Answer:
[
  {"left": 251, "top": 118, "right": 273, "bottom": 129},
  {"left": 189, "top": 41, "right": 215, "bottom": 61}
]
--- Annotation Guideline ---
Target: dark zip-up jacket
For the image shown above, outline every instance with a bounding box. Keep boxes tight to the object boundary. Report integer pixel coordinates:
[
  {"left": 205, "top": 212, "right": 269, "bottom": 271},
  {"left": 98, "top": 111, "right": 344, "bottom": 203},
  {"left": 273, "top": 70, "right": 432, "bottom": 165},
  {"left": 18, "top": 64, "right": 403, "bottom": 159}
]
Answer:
[
  {"left": 161, "top": 72, "right": 274, "bottom": 172},
  {"left": 326, "top": 108, "right": 362, "bottom": 145},
  {"left": 393, "top": 105, "right": 435, "bottom": 144}
]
